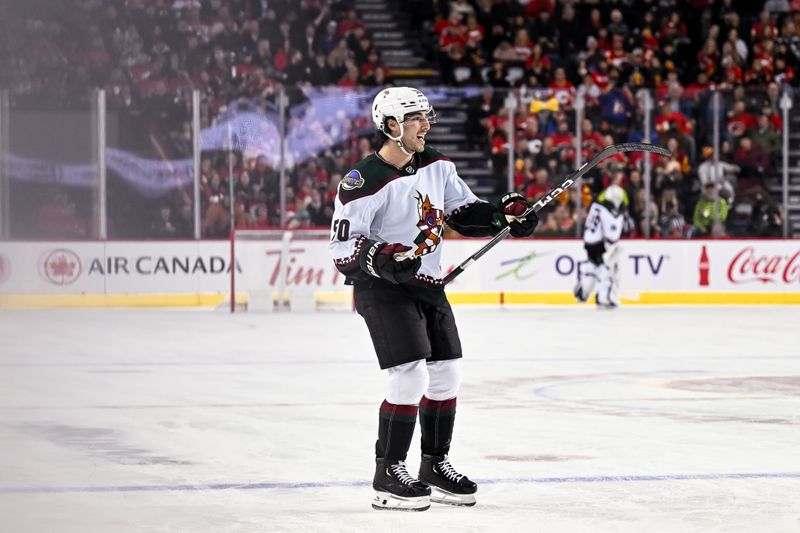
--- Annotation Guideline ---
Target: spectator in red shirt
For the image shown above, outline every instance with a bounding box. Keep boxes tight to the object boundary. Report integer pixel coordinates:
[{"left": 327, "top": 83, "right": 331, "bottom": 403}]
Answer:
[
  {"left": 751, "top": 10, "right": 778, "bottom": 42},
  {"left": 581, "top": 118, "right": 604, "bottom": 159},
  {"left": 524, "top": 168, "right": 553, "bottom": 201},
  {"left": 549, "top": 67, "right": 575, "bottom": 109},
  {"left": 659, "top": 11, "right": 688, "bottom": 41},
  {"left": 696, "top": 38, "right": 720, "bottom": 78},
  {"left": 524, "top": 0, "right": 555, "bottom": 18},
  {"left": 525, "top": 43, "right": 551, "bottom": 80},
  {"left": 606, "top": 34, "right": 628, "bottom": 70},
  {"left": 641, "top": 27, "right": 660, "bottom": 52},
  {"left": 439, "top": 14, "right": 468, "bottom": 55},
  {"left": 684, "top": 72, "right": 710, "bottom": 102},
  {"left": 726, "top": 100, "right": 757, "bottom": 139},
  {"left": 514, "top": 157, "right": 534, "bottom": 189},
  {"left": 655, "top": 100, "right": 693, "bottom": 138},
  {"left": 734, "top": 136, "right": 771, "bottom": 180},
  {"left": 464, "top": 14, "right": 485, "bottom": 54},
  {"left": 338, "top": 9, "right": 364, "bottom": 37},
  {"left": 511, "top": 28, "right": 533, "bottom": 61},
  {"left": 761, "top": 100, "right": 783, "bottom": 131},
  {"left": 435, "top": 10, "right": 465, "bottom": 39},
  {"left": 549, "top": 120, "right": 574, "bottom": 152}
]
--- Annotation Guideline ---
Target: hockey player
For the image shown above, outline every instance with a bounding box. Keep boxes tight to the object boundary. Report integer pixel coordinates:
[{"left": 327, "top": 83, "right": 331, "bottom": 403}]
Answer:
[
  {"left": 329, "top": 87, "right": 539, "bottom": 511},
  {"left": 573, "top": 184, "right": 625, "bottom": 308}
]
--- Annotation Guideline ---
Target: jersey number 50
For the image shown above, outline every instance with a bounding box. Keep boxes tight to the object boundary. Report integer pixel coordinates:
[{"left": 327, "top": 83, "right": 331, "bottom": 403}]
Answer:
[{"left": 331, "top": 219, "right": 350, "bottom": 241}]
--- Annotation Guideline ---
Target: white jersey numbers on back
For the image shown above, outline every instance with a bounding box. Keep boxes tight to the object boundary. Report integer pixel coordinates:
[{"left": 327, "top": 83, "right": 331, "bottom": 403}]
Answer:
[{"left": 583, "top": 202, "right": 623, "bottom": 245}]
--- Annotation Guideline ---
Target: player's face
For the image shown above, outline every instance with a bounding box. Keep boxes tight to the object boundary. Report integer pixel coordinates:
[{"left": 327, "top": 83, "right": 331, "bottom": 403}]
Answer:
[{"left": 401, "top": 112, "right": 430, "bottom": 152}]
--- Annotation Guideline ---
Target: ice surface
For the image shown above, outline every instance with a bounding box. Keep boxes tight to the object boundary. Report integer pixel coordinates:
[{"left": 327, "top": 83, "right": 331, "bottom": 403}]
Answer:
[{"left": 1, "top": 306, "right": 799, "bottom": 533}]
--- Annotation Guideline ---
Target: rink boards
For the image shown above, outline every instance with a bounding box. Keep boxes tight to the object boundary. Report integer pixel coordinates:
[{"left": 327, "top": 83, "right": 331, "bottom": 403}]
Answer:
[{"left": 1, "top": 238, "right": 799, "bottom": 307}]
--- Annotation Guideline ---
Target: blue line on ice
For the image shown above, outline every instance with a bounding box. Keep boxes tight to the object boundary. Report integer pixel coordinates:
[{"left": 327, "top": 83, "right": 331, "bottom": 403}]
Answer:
[{"left": 2, "top": 472, "right": 799, "bottom": 495}]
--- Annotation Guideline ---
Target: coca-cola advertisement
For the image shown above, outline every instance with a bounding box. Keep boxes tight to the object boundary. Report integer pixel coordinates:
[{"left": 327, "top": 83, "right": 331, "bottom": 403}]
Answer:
[
  {"left": 693, "top": 241, "right": 800, "bottom": 293},
  {"left": 726, "top": 245, "right": 800, "bottom": 285},
  {"left": 699, "top": 245, "right": 710, "bottom": 287}
]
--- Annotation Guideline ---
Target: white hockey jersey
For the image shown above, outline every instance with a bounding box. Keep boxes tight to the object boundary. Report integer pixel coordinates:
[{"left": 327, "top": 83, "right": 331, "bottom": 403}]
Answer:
[
  {"left": 583, "top": 201, "right": 623, "bottom": 245},
  {"left": 328, "top": 147, "right": 487, "bottom": 287}
]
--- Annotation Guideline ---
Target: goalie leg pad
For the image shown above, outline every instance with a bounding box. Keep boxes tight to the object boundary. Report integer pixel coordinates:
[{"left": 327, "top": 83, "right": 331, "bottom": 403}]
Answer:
[
  {"left": 595, "top": 264, "right": 619, "bottom": 307},
  {"left": 574, "top": 262, "right": 598, "bottom": 302}
]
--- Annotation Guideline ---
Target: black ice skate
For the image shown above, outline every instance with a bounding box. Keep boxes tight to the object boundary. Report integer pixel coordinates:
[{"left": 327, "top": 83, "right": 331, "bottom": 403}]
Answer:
[
  {"left": 372, "top": 458, "right": 431, "bottom": 511},
  {"left": 419, "top": 454, "right": 477, "bottom": 506}
]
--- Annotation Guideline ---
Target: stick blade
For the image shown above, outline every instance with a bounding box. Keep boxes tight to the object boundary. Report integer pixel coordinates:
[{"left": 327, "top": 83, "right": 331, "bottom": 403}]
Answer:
[{"left": 608, "top": 142, "right": 672, "bottom": 158}]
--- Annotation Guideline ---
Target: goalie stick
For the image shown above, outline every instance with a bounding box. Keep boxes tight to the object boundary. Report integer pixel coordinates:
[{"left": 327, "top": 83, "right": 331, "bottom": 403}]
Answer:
[{"left": 441, "top": 142, "right": 671, "bottom": 286}]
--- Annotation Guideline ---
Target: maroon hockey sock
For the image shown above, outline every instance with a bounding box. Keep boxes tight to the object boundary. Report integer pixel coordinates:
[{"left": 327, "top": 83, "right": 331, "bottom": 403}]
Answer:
[
  {"left": 419, "top": 396, "right": 457, "bottom": 456},
  {"left": 376, "top": 400, "right": 418, "bottom": 463}
]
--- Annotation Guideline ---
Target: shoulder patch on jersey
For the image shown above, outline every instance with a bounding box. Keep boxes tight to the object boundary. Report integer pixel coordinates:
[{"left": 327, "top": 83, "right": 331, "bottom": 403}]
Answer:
[
  {"left": 340, "top": 169, "right": 365, "bottom": 190},
  {"left": 337, "top": 154, "right": 402, "bottom": 204}
]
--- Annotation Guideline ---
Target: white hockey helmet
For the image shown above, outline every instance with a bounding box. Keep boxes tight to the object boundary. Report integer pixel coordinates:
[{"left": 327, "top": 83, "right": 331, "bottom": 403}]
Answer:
[
  {"left": 603, "top": 184, "right": 625, "bottom": 210},
  {"left": 371, "top": 87, "right": 436, "bottom": 140}
]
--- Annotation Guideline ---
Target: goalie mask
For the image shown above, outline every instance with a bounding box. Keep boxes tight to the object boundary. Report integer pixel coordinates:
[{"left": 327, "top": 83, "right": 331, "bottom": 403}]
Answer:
[
  {"left": 372, "top": 87, "right": 437, "bottom": 154},
  {"left": 603, "top": 185, "right": 625, "bottom": 211}
]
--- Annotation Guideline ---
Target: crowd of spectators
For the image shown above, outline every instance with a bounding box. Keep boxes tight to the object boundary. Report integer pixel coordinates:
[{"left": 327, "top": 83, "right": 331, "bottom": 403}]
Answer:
[
  {"left": 4, "top": 0, "right": 796, "bottom": 239},
  {"left": 429, "top": 0, "right": 795, "bottom": 237},
  {"left": 6, "top": 0, "right": 384, "bottom": 237}
]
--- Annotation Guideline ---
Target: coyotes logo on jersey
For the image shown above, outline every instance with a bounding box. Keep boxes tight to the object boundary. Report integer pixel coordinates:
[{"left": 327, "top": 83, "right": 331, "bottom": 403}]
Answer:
[{"left": 413, "top": 192, "right": 444, "bottom": 255}]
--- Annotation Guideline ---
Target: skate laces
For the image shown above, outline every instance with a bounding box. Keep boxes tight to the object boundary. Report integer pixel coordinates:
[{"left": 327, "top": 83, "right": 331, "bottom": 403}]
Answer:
[
  {"left": 390, "top": 460, "right": 416, "bottom": 486},
  {"left": 436, "top": 455, "right": 464, "bottom": 482}
]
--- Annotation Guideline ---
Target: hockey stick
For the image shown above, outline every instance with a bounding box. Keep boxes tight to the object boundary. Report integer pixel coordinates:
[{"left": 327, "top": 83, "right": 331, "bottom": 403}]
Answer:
[{"left": 441, "top": 142, "right": 671, "bottom": 286}]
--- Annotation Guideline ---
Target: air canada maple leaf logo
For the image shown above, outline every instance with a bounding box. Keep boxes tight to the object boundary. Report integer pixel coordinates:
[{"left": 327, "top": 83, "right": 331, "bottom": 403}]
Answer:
[{"left": 41, "top": 249, "right": 82, "bottom": 286}]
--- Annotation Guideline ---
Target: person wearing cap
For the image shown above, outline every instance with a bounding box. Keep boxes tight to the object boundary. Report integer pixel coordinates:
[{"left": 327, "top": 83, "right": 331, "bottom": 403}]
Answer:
[{"left": 692, "top": 182, "right": 729, "bottom": 237}]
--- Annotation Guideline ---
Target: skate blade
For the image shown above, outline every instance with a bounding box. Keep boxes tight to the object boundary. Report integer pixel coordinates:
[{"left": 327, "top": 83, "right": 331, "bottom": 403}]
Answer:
[
  {"left": 371, "top": 492, "right": 430, "bottom": 511},
  {"left": 430, "top": 486, "right": 477, "bottom": 507},
  {"left": 596, "top": 303, "right": 618, "bottom": 310}
]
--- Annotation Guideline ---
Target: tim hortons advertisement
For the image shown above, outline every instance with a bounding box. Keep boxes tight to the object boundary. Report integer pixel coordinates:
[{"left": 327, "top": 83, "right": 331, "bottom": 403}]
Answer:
[
  {"left": 233, "top": 238, "right": 345, "bottom": 292},
  {"left": 0, "top": 239, "right": 798, "bottom": 297}
]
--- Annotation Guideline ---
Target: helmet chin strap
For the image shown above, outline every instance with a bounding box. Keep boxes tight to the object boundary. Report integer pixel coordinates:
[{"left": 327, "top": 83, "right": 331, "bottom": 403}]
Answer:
[{"left": 385, "top": 122, "right": 414, "bottom": 156}]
